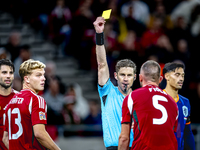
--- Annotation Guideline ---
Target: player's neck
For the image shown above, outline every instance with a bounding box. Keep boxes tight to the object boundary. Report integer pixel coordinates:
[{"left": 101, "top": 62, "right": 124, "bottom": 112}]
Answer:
[
  {"left": 0, "top": 86, "right": 12, "bottom": 96},
  {"left": 142, "top": 81, "right": 158, "bottom": 87},
  {"left": 23, "top": 84, "right": 37, "bottom": 94},
  {"left": 164, "top": 86, "right": 178, "bottom": 100}
]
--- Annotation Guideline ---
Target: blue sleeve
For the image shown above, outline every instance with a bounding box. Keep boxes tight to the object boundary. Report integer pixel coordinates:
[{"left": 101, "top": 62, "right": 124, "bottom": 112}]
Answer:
[
  {"left": 184, "top": 124, "right": 196, "bottom": 150},
  {"left": 98, "top": 78, "right": 114, "bottom": 106},
  {"left": 98, "top": 78, "right": 112, "bottom": 97}
]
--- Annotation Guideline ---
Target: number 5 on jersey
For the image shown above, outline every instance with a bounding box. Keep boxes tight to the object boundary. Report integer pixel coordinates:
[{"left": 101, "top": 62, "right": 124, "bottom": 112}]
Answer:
[{"left": 152, "top": 95, "right": 168, "bottom": 125}]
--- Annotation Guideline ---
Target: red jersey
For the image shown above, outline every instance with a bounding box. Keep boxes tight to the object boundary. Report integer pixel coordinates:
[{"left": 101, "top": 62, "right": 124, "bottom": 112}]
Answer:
[
  {"left": 0, "top": 89, "right": 18, "bottom": 150},
  {"left": 122, "top": 85, "right": 178, "bottom": 150},
  {"left": 4, "top": 89, "right": 47, "bottom": 150}
]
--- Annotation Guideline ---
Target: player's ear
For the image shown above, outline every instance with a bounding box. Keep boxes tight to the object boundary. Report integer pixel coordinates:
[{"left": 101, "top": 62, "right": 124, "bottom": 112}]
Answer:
[
  {"left": 134, "top": 74, "right": 136, "bottom": 81},
  {"left": 114, "top": 72, "right": 118, "bottom": 80},
  {"left": 24, "top": 76, "right": 30, "bottom": 83},
  {"left": 159, "top": 76, "right": 163, "bottom": 84},
  {"left": 139, "top": 74, "right": 143, "bottom": 83},
  {"left": 164, "top": 73, "right": 169, "bottom": 81}
]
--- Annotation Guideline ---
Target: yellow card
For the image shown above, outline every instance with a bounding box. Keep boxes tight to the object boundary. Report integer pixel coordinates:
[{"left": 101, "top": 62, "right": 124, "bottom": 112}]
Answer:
[{"left": 102, "top": 9, "right": 112, "bottom": 19}]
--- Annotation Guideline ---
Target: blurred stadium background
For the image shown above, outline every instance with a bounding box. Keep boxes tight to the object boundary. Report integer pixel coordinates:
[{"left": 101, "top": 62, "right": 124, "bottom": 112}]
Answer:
[{"left": 0, "top": 0, "right": 200, "bottom": 149}]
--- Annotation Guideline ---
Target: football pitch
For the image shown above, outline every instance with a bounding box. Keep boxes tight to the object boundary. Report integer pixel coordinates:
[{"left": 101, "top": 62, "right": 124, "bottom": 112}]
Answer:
[{"left": 56, "top": 136, "right": 106, "bottom": 150}]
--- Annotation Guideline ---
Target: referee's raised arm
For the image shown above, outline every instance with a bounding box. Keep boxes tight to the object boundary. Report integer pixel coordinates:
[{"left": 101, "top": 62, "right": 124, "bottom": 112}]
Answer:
[{"left": 93, "top": 17, "right": 109, "bottom": 86}]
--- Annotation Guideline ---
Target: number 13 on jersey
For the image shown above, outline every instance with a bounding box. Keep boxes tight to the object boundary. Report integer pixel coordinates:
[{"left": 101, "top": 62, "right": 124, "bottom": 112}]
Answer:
[{"left": 7, "top": 108, "right": 23, "bottom": 140}]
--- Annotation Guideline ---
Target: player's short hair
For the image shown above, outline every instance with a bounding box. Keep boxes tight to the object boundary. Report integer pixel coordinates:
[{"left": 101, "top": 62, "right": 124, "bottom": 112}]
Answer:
[
  {"left": 163, "top": 62, "right": 185, "bottom": 76},
  {"left": 140, "top": 60, "right": 161, "bottom": 82},
  {"left": 19, "top": 59, "right": 46, "bottom": 82},
  {"left": 115, "top": 59, "right": 137, "bottom": 74},
  {"left": 0, "top": 59, "right": 15, "bottom": 72}
]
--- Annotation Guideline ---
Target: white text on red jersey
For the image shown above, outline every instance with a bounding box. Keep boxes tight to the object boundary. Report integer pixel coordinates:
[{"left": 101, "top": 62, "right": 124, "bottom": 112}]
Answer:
[{"left": 9, "top": 97, "right": 24, "bottom": 104}]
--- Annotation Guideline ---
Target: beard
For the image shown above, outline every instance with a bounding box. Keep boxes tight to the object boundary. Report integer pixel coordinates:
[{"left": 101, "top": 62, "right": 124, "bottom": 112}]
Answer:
[{"left": 0, "top": 82, "right": 12, "bottom": 89}]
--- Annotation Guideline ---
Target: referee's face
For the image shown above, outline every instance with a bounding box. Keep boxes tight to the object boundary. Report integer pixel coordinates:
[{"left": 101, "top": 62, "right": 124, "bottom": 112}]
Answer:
[{"left": 115, "top": 67, "right": 135, "bottom": 95}]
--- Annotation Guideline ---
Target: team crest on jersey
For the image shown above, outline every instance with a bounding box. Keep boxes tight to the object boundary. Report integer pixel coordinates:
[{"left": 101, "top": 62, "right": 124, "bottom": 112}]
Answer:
[
  {"left": 39, "top": 111, "right": 46, "bottom": 120},
  {"left": 182, "top": 106, "right": 188, "bottom": 118}
]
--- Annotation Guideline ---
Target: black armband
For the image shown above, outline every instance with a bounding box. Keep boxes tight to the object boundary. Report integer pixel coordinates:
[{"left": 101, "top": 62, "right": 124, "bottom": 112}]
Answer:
[{"left": 96, "top": 32, "right": 104, "bottom": 45}]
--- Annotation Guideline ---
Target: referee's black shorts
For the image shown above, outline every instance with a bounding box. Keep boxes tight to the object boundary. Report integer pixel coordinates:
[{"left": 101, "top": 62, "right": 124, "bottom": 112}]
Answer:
[{"left": 106, "top": 146, "right": 131, "bottom": 150}]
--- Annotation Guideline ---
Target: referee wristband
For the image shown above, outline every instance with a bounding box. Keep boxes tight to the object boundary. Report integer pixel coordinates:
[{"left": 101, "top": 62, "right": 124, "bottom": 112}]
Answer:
[{"left": 96, "top": 32, "right": 104, "bottom": 45}]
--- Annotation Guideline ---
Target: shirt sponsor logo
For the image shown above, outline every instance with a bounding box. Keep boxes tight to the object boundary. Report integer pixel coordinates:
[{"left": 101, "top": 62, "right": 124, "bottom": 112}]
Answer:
[
  {"left": 182, "top": 106, "right": 188, "bottom": 118},
  {"left": 39, "top": 111, "right": 46, "bottom": 120}
]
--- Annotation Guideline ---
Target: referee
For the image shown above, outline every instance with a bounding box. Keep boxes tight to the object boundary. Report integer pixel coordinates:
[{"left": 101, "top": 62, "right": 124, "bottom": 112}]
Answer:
[{"left": 93, "top": 17, "right": 136, "bottom": 150}]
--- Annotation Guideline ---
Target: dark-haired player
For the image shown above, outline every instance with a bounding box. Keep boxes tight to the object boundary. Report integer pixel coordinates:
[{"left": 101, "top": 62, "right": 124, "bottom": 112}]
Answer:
[
  {"left": 0, "top": 59, "right": 18, "bottom": 149},
  {"left": 163, "top": 62, "right": 195, "bottom": 150}
]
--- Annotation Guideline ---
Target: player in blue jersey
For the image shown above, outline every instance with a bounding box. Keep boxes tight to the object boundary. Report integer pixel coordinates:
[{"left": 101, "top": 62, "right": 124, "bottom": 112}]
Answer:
[
  {"left": 93, "top": 17, "right": 136, "bottom": 150},
  {"left": 163, "top": 62, "right": 195, "bottom": 150}
]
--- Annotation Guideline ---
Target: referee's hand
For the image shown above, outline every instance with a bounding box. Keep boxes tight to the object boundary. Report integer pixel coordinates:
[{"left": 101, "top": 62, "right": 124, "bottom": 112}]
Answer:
[{"left": 93, "top": 17, "right": 106, "bottom": 33}]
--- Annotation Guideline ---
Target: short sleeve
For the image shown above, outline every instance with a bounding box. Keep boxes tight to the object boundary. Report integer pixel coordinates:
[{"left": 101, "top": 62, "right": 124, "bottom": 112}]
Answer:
[
  {"left": 98, "top": 78, "right": 113, "bottom": 97},
  {"left": 31, "top": 96, "right": 47, "bottom": 126},
  {"left": 121, "top": 94, "right": 132, "bottom": 124},
  {"left": 98, "top": 79, "right": 115, "bottom": 106}
]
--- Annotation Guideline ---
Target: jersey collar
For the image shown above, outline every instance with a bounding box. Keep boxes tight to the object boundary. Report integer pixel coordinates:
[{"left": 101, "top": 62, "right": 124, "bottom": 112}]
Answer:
[{"left": 163, "top": 89, "right": 179, "bottom": 103}]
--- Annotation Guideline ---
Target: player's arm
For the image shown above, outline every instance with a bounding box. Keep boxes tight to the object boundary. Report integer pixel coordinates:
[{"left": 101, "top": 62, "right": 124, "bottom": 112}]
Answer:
[
  {"left": 93, "top": 17, "right": 109, "bottom": 86},
  {"left": 118, "top": 123, "right": 131, "bottom": 150},
  {"left": 2, "top": 131, "right": 9, "bottom": 149},
  {"left": 3, "top": 107, "right": 9, "bottom": 149},
  {"left": 33, "top": 124, "right": 61, "bottom": 150},
  {"left": 119, "top": 95, "right": 132, "bottom": 150},
  {"left": 183, "top": 121, "right": 196, "bottom": 150},
  {"left": 32, "top": 97, "right": 60, "bottom": 150},
  {"left": 183, "top": 100, "right": 196, "bottom": 150},
  {"left": 173, "top": 107, "right": 178, "bottom": 133}
]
